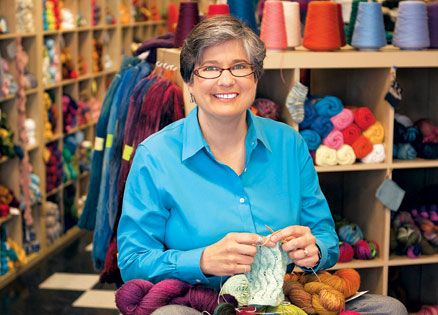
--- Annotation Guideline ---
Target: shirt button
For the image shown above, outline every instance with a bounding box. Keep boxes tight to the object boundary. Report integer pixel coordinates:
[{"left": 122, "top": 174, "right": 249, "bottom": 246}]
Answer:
[
  {"left": 244, "top": 168, "right": 247, "bottom": 172},
  {"left": 196, "top": 279, "right": 201, "bottom": 283},
  {"left": 239, "top": 197, "right": 245, "bottom": 203}
]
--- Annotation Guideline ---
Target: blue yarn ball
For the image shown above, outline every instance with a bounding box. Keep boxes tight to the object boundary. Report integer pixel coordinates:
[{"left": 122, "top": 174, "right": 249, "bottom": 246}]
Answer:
[{"left": 338, "top": 223, "right": 364, "bottom": 245}]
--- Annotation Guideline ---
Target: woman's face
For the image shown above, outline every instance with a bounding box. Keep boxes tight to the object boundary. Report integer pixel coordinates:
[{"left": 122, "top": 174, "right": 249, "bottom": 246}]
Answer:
[{"left": 187, "top": 39, "right": 257, "bottom": 122}]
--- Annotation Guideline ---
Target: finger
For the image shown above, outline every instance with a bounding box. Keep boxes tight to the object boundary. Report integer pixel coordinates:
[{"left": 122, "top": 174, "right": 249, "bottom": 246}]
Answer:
[
  {"left": 237, "top": 244, "right": 257, "bottom": 257},
  {"left": 293, "top": 256, "right": 319, "bottom": 268},
  {"left": 234, "top": 232, "right": 273, "bottom": 247},
  {"left": 287, "top": 246, "right": 318, "bottom": 261},
  {"left": 234, "top": 254, "right": 254, "bottom": 266},
  {"left": 237, "top": 264, "right": 252, "bottom": 274},
  {"left": 270, "top": 226, "right": 311, "bottom": 243},
  {"left": 281, "top": 234, "right": 316, "bottom": 252}
]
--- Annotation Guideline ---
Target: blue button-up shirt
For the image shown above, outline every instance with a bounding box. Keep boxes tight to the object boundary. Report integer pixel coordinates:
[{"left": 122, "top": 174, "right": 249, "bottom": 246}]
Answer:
[{"left": 117, "top": 107, "right": 339, "bottom": 289}]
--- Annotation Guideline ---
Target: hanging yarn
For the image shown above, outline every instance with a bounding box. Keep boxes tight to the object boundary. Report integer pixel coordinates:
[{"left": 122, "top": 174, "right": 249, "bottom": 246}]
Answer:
[
  {"left": 314, "top": 96, "right": 343, "bottom": 118},
  {"left": 300, "top": 129, "right": 321, "bottom": 151},
  {"left": 303, "top": 1, "right": 342, "bottom": 51},
  {"left": 336, "top": 144, "right": 356, "bottom": 166},
  {"left": 428, "top": 3, "right": 438, "bottom": 48},
  {"left": 393, "top": 1, "right": 430, "bottom": 50},
  {"left": 282, "top": 1, "right": 301, "bottom": 48},
  {"left": 338, "top": 242, "right": 354, "bottom": 262},
  {"left": 315, "top": 145, "right": 337, "bottom": 166},
  {"left": 286, "top": 82, "right": 308, "bottom": 123},
  {"left": 228, "top": 0, "right": 258, "bottom": 34},
  {"left": 351, "top": 2, "right": 386, "bottom": 50},
  {"left": 174, "top": 2, "right": 200, "bottom": 47},
  {"left": 115, "top": 278, "right": 237, "bottom": 315},
  {"left": 353, "top": 240, "right": 379, "bottom": 260},
  {"left": 360, "top": 143, "right": 385, "bottom": 164},
  {"left": 260, "top": 0, "right": 287, "bottom": 50},
  {"left": 323, "top": 130, "right": 344, "bottom": 150},
  {"left": 331, "top": 108, "right": 354, "bottom": 131},
  {"left": 338, "top": 223, "right": 364, "bottom": 245}
]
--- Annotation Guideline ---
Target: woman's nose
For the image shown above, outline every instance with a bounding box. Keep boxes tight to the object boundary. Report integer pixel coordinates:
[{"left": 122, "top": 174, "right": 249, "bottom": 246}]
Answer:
[{"left": 217, "top": 69, "right": 236, "bottom": 86}]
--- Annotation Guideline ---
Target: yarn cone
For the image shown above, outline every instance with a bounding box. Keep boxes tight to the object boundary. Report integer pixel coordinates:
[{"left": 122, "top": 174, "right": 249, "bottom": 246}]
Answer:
[{"left": 260, "top": 0, "right": 287, "bottom": 49}]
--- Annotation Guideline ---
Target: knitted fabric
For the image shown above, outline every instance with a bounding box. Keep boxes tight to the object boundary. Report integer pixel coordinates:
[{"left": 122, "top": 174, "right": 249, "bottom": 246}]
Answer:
[{"left": 246, "top": 243, "right": 288, "bottom": 306}]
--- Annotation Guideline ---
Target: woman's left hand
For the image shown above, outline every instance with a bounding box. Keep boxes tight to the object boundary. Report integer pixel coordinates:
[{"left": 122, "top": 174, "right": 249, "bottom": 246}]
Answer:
[{"left": 269, "top": 225, "right": 320, "bottom": 268}]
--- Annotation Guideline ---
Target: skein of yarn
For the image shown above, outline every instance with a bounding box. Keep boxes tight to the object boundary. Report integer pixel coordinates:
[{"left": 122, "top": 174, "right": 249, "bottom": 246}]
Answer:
[
  {"left": 351, "top": 2, "right": 386, "bottom": 50},
  {"left": 174, "top": 2, "right": 200, "bottom": 47},
  {"left": 428, "top": 3, "right": 438, "bottom": 48},
  {"left": 260, "top": 0, "right": 287, "bottom": 50},
  {"left": 282, "top": 1, "right": 301, "bottom": 48}
]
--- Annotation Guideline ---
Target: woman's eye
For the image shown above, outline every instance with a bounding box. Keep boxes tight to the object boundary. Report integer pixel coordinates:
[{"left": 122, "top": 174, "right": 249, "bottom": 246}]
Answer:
[
  {"left": 203, "top": 66, "right": 219, "bottom": 72},
  {"left": 232, "top": 63, "right": 249, "bottom": 70}
]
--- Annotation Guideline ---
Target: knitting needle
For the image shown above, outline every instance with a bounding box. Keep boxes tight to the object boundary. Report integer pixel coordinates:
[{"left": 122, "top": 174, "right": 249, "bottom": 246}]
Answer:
[{"left": 265, "top": 224, "right": 295, "bottom": 244}]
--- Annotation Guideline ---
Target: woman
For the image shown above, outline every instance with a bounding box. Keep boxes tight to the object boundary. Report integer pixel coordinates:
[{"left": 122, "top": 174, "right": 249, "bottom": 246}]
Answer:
[{"left": 117, "top": 15, "right": 407, "bottom": 315}]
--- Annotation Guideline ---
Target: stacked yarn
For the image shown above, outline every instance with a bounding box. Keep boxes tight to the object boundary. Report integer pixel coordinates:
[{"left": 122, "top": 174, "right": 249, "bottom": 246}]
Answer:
[
  {"left": 63, "top": 133, "right": 80, "bottom": 182},
  {"left": 43, "top": 91, "right": 57, "bottom": 139},
  {"left": 92, "top": 39, "right": 103, "bottom": 73},
  {"left": 45, "top": 201, "right": 62, "bottom": 244},
  {"left": 0, "top": 185, "right": 19, "bottom": 218},
  {"left": 29, "top": 173, "right": 41, "bottom": 205},
  {"left": 15, "top": 0, "right": 34, "bottom": 33},
  {"left": 62, "top": 94, "right": 78, "bottom": 132},
  {"left": 0, "top": 228, "right": 28, "bottom": 276},
  {"left": 77, "top": 95, "right": 92, "bottom": 125},
  {"left": 0, "top": 111, "right": 16, "bottom": 159},
  {"left": 42, "top": 38, "right": 61, "bottom": 85},
  {"left": 283, "top": 269, "right": 361, "bottom": 314},
  {"left": 0, "top": 57, "right": 18, "bottom": 97},
  {"left": 44, "top": 142, "right": 63, "bottom": 192},
  {"left": 251, "top": 98, "right": 280, "bottom": 121},
  {"left": 299, "top": 96, "right": 385, "bottom": 166},
  {"left": 61, "top": 48, "right": 78, "bottom": 79},
  {"left": 63, "top": 184, "right": 78, "bottom": 230},
  {"left": 24, "top": 118, "right": 37, "bottom": 147},
  {"left": 60, "top": 7, "right": 76, "bottom": 30},
  {"left": 23, "top": 223, "right": 40, "bottom": 255},
  {"left": 115, "top": 278, "right": 237, "bottom": 315},
  {"left": 43, "top": 0, "right": 61, "bottom": 31},
  {"left": 335, "top": 215, "right": 379, "bottom": 261},
  {"left": 78, "top": 140, "right": 92, "bottom": 173},
  {"left": 393, "top": 114, "right": 438, "bottom": 160},
  {"left": 92, "top": 0, "right": 101, "bottom": 26}
]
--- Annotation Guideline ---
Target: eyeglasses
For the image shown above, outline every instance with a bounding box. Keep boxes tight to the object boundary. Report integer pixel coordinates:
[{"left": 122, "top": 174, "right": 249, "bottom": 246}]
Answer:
[{"left": 193, "top": 63, "right": 254, "bottom": 79}]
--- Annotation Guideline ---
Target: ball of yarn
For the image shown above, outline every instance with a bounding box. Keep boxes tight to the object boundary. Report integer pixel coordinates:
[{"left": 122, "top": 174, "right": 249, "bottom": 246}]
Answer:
[
  {"left": 220, "top": 274, "right": 250, "bottom": 306},
  {"left": 338, "top": 223, "right": 364, "bottom": 245},
  {"left": 339, "top": 242, "right": 354, "bottom": 262},
  {"left": 252, "top": 98, "right": 280, "bottom": 120},
  {"left": 266, "top": 303, "right": 307, "bottom": 314},
  {"left": 283, "top": 280, "right": 315, "bottom": 314},
  {"left": 354, "top": 240, "right": 379, "bottom": 260},
  {"left": 340, "top": 311, "right": 361, "bottom": 315},
  {"left": 213, "top": 303, "right": 236, "bottom": 315}
]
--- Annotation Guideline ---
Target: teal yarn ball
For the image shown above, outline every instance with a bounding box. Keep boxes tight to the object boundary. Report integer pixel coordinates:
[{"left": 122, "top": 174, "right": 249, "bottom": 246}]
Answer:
[{"left": 338, "top": 223, "right": 364, "bottom": 245}]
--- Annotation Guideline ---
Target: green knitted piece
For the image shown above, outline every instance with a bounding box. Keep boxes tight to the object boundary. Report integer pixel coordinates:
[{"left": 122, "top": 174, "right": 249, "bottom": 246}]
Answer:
[
  {"left": 246, "top": 242, "right": 289, "bottom": 306},
  {"left": 221, "top": 274, "right": 250, "bottom": 306}
]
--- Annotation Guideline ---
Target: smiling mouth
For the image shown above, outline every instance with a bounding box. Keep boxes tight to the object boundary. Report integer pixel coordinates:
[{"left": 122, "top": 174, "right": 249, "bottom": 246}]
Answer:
[{"left": 214, "top": 93, "right": 238, "bottom": 100}]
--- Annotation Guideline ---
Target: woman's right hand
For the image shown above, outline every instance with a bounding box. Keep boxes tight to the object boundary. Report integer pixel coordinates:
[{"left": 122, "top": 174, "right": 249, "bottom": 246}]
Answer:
[{"left": 200, "top": 232, "right": 275, "bottom": 276}]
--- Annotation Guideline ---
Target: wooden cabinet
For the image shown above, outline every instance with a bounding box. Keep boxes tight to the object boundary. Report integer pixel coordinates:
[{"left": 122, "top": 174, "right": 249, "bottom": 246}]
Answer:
[
  {"left": 157, "top": 46, "right": 438, "bottom": 296},
  {"left": 0, "top": 0, "right": 165, "bottom": 289}
]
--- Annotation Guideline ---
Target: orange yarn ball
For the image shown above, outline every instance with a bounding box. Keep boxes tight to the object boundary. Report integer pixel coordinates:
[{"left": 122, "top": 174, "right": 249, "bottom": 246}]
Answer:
[
  {"left": 283, "top": 280, "right": 316, "bottom": 314},
  {"left": 333, "top": 269, "right": 361, "bottom": 298}
]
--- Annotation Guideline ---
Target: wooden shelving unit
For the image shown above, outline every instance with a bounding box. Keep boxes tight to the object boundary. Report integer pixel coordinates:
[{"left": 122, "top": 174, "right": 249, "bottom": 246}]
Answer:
[
  {"left": 0, "top": 0, "right": 166, "bottom": 289},
  {"left": 157, "top": 47, "right": 438, "bottom": 297}
]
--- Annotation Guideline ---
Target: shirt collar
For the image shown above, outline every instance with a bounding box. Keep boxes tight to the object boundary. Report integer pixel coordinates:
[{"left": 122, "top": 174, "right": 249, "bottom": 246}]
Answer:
[{"left": 182, "top": 107, "right": 272, "bottom": 161}]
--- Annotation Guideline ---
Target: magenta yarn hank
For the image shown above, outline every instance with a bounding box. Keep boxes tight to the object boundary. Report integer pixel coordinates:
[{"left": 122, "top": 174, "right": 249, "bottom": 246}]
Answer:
[{"left": 115, "top": 278, "right": 235, "bottom": 315}]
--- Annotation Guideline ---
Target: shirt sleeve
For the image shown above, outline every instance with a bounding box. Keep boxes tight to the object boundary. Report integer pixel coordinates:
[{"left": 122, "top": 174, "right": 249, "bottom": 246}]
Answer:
[
  {"left": 296, "top": 136, "right": 339, "bottom": 271},
  {"left": 117, "top": 144, "right": 210, "bottom": 285}
]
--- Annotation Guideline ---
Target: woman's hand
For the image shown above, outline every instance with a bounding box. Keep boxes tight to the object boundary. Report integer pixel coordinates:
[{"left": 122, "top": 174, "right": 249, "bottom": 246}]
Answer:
[
  {"left": 270, "top": 225, "right": 320, "bottom": 268},
  {"left": 200, "top": 232, "right": 275, "bottom": 276}
]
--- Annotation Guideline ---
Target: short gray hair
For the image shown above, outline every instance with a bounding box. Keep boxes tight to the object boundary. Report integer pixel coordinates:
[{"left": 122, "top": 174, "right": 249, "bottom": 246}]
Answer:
[{"left": 180, "top": 15, "right": 266, "bottom": 83}]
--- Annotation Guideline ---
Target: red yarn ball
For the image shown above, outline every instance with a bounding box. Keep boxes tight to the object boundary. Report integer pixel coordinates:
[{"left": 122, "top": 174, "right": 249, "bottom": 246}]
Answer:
[
  {"left": 340, "top": 311, "right": 362, "bottom": 315},
  {"left": 338, "top": 241, "right": 354, "bottom": 262}
]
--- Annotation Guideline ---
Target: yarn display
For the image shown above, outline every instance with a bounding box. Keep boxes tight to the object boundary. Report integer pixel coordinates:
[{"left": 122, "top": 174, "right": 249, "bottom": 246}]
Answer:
[
  {"left": 0, "top": 111, "right": 16, "bottom": 159},
  {"left": 43, "top": 0, "right": 61, "bottom": 31},
  {"left": 43, "top": 91, "right": 58, "bottom": 139},
  {"left": 300, "top": 97, "right": 384, "bottom": 166},
  {"left": 42, "top": 38, "right": 61, "bottom": 85},
  {"left": 62, "top": 93, "right": 78, "bottom": 132},
  {"left": 63, "top": 133, "right": 80, "bottom": 182},
  {"left": 283, "top": 269, "right": 361, "bottom": 314},
  {"left": 92, "top": 0, "right": 101, "bottom": 26},
  {"left": 0, "top": 56, "right": 18, "bottom": 98},
  {"left": 77, "top": 94, "right": 92, "bottom": 125},
  {"left": 338, "top": 241, "right": 355, "bottom": 262},
  {"left": 393, "top": 115, "right": 438, "bottom": 160},
  {"left": 251, "top": 98, "right": 280, "bottom": 121},
  {"left": 24, "top": 118, "right": 37, "bottom": 147},
  {"left": 29, "top": 173, "right": 41, "bottom": 205},
  {"left": 0, "top": 17, "right": 9, "bottom": 34},
  {"left": 61, "top": 48, "right": 78, "bottom": 80},
  {"left": 45, "top": 201, "right": 62, "bottom": 244},
  {"left": 0, "top": 228, "right": 28, "bottom": 276},
  {"left": 44, "top": 142, "right": 63, "bottom": 192},
  {"left": 92, "top": 39, "right": 103, "bottom": 73},
  {"left": 61, "top": 7, "right": 76, "bottom": 30},
  {"left": 63, "top": 184, "right": 77, "bottom": 231},
  {"left": 0, "top": 185, "right": 19, "bottom": 218},
  {"left": 15, "top": 0, "right": 34, "bottom": 33},
  {"left": 78, "top": 140, "right": 92, "bottom": 173},
  {"left": 115, "top": 278, "right": 237, "bottom": 315}
]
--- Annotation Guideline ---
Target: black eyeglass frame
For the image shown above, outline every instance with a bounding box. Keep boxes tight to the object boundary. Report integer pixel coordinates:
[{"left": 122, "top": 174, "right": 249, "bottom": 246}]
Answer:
[{"left": 193, "top": 63, "right": 255, "bottom": 79}]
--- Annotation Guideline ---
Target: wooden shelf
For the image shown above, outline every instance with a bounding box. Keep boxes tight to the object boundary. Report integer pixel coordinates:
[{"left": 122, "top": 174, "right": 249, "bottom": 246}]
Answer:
[
  {"left": 330, "top": 258, "right": 386, "bottom": 270},
  {"left": 391, "top": 159, "right": 438, "bottom": 169},
  {"left": 316, "top": 162, "right": 389, "bottom": 173},
  {"left": 0, "top": 32, "right": 36, "bottom": 40},
  {"left": 388, "top": 254, "right": 438, "bottom": 267}
]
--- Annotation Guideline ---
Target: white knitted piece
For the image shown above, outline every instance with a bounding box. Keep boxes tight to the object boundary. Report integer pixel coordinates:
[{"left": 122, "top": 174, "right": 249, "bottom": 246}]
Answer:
[{"left": 246, "top": 243, "right": 289, "bottom": 306}]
